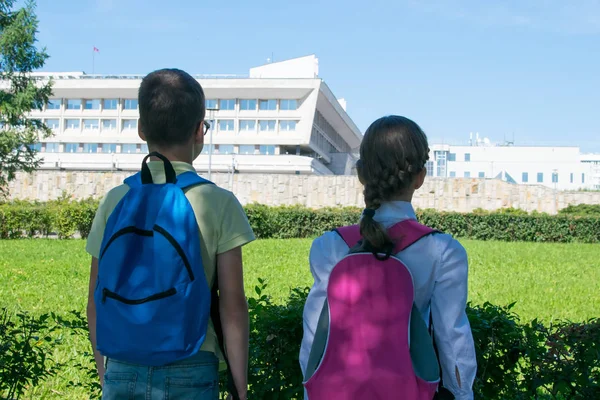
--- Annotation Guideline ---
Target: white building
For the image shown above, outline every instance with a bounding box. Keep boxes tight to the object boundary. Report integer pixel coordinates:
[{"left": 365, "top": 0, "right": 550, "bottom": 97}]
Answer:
[
  {"left": 426, "top": 135, "right": 600, "bottom": 191},
  {"left": 21, "top": 55, "right": 362, "bottom": 175}
]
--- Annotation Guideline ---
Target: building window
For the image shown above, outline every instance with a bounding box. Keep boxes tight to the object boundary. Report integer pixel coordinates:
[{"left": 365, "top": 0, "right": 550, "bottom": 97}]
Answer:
[
  {"left": 478, "top": 172, "right": 485, "bottom": 178},
  {"left": 259, "top": 99, "right": 276, "bottom": 110},
  {"left": 45, "top": 143, "right": 59, "bottom": 153},
  {"left": 103, "top": 99, "right": 118, "bottom": 110},
  {"left": 65, "top": 119, "right": 80, "bottom": 130},
  {"left": 552, "top": 173, "right": 558, "bottom": 184},
  {"left": 239, "top": 145, "right": 255, "bottom": 155},
  {"left": 259, "top": 145, "right": 275, "bottom": 155},
  {"left": 101, "top": 143, "right": 117, "bottom": 154},
  {"left": 570, "top": 173, "right": 574, "bottom": 184},
  {"left": 83, "top": 119, "right": 99, "bottom": 130},
  {"left": 121, "top": 144, "right": 137, "bottom": 154},
  {"left": 464, "top": 153, "right": 471, "bottom": 162},
  {"left": 141, "top": 144, "right": 148, "bottom": 153},
  {"left": 102, "top": 119, "right": 117, "bottom": 131},
  {"left": 240, "top": 99, "right": 257, "bottom": 110},
  {"left": 46, "top": 99, "right": 61, "bottom": 110},
  {"left": 280, "top": 99, "right": 297, "bottom": 110},
  {"left": 45, "top": 119, "right": 60, "bottom": 130},
  {"left": 84, "top": 99, "right": 100, "bottom": 110},
  {"left": 65, "top": 143, "right": 79, "bottom": 153},
  {"left": 218, "top": 145, "right": 234, "bottom": 155},
  {"left": 66, "top": 99, "right": 81, "bottom": 110},
  {"left": 218, "top": 120, "right": 234, "bottom": 132},
  {"left": 426, "top": 160, "right": 434, "bottom": 177},
  {"left": 206, "top": 99, "right": 217, "bottom": 109},
  {"left": 537, "top": 173, "right": 544, "bottom": 183},
  {"left": 83, "top": 143, "right": 98, "bottom": 153},
  {"left": 582, "top": 173, "right": 585, "bottom": 184},
  {"left": 219, "top": 99, "right": 235, "bottom": 111},
  {"left": 449, "top": 171, "right": 456, "bottom": 178},
  {"left": 201, "top": 144, "right": 213, "bottom": 154},
  {"left": 122, "top": 119, "right": 138, "bottom": 130},
  {"left": 123, "top": 99, "right": 138, "bottom": 110},
  {"left": 279, "top": 120, "right": 297, "bottom": 131},
  {"left": 434, "top": 151, "right": 447, "bottom": 177},
  {"left": 259, "top": 120, "right": 276, "bottom": 132},
  {"left": 239, "top": 120, "right": 256, "bottom": 131},
  {"left": 522, "top": 172, "right": 529, "bottom": 183},
  {"left": 448, "top": 153, "right": 456, "bottom": 162},
  {"left": 464, "top": 171, "right": 471, "bottom": 178},
  {"left": 28, "top": 143, "right": 42, "bottom": 152}
]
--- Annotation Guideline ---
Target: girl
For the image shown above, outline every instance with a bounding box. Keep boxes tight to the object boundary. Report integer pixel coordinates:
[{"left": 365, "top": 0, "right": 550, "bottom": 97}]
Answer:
[{"left": 300, "top": 115, "right": 477, "bottom": 400}]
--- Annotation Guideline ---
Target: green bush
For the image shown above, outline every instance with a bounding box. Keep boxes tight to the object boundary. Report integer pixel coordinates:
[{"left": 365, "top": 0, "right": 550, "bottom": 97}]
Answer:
[
  {"left": 0, "top": 201, "right": 599, "bottom": 243},
  {"left": 241, "top": 282, "right": 599, "bottom": 399},
  {"left": 3, "top": 280, "right": 599, "bottom": 399},
  {"left": 558, "top": 203, "right": 600, "bottom": 217},
  {"left": 0, "top": 309, "right": 64, "bottom": 400}
]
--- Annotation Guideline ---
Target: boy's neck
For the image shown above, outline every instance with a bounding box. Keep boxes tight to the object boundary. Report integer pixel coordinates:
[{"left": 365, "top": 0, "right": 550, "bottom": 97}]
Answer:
[{"left": 148, "top": 147, "right": 193, "bottom": 165}]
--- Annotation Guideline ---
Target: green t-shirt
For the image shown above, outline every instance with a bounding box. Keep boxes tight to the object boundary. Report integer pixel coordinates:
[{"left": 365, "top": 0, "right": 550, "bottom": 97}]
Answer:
[{"left": 86, "top": 161, "right": 256, "bottom": 360}]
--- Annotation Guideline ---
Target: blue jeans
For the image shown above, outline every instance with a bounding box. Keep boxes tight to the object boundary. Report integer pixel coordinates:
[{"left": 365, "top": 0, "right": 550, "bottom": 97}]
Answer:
[{"left": 102, "top": 351, "right": 219, "bottom": 400}]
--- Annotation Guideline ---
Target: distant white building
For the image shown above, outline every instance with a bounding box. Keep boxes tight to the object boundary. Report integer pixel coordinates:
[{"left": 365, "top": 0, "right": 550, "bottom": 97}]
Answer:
[
  {"left": 426, "top": 134, "right": 600, "bottom": 190},
  {"left": 15, "top": 55, "right": 362, "bottom": 175}
]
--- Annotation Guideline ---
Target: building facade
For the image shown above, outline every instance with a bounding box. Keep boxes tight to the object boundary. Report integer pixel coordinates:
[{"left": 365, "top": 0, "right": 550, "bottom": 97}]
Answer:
[
  {"left": 18, "top": 55, "right": 362, "bottom": 175},
  {"left": 425, "top": 139, "right": 600, "bottom": 191}
]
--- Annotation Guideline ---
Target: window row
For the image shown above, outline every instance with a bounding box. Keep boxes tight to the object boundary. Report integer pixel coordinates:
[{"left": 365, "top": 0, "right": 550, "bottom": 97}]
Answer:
[
  {"left": 31, "top": 142, "right": 277, "bottom": 156},
  {"left": 45, "top": 99, "right": 138, "bottom": 111},
  {"left": 521, "top": 172, "right": 585, "bottom": 184},
  {"left": 447, "top": 153, "right": 471, "bottom": 162},
  {"left": 29, "top": 142, "right": 147, "bottom": 154},
  {"left": 200, "top": 144, "right": 276, "bottom": 155},
  {"left": 444, "top": 171, "right": 586, "bottom": 184},
  {"left": 43, "top": 118, "right": 137, "bottom": 131},
  {"left": 205, "top": 99, "right": 298, "bottom": 111},
  {"left": 212, "top": 119, "right": 297, "bottom": 133}
]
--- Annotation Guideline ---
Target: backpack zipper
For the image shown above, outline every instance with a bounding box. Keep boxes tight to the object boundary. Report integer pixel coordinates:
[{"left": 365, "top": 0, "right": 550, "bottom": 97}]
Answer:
[{"left": 102, "top": 287, "right": 177, "bottom": 305}]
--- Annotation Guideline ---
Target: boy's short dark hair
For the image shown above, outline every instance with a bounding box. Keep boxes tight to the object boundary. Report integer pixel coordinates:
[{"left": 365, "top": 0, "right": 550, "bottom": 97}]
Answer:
[{"left": 138, "top": 68, "right": 206, "bottom": 147}]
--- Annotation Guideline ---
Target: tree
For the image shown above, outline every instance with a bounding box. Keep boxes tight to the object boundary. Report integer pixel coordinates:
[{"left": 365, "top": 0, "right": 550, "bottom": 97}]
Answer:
[{"left": 0, "top": 0, "right": 52, "bottom": 196}]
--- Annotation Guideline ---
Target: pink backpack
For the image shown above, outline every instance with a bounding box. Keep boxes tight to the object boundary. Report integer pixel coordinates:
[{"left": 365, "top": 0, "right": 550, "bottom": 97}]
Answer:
[{"left": 303, "top": 220, "right": 441, "bottom": 400}]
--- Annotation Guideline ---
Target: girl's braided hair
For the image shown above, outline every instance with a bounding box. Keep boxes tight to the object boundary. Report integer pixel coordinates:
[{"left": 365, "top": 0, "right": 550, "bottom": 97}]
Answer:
[{"left": 356, "top": 115, "right": 430, "bottom": 252}]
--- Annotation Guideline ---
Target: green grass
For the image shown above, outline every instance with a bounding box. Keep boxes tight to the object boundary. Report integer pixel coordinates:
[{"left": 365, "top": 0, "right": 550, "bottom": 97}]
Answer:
[{"left": 0, "top": 239, "right": 598, "bottom": 398}]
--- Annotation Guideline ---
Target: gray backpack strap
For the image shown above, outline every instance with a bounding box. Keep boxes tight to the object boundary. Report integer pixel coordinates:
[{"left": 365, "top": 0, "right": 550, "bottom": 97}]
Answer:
[
  {"left": 304, "top": 300, "right": 330, "bottom": 381},
  {"left": 410, "top": 303, "right": 441, "bottom": 383}
]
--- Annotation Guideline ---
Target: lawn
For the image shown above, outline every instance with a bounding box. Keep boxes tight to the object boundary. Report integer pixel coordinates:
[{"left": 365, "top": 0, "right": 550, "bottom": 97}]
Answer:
[{"left": 0, "top": 238, "right": 598, "bottom": 399}]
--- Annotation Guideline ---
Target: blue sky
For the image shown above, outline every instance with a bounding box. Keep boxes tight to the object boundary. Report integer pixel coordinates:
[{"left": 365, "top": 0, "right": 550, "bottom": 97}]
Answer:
[{"left": 33, "top": 0, "right": 600, "bottom": 152}]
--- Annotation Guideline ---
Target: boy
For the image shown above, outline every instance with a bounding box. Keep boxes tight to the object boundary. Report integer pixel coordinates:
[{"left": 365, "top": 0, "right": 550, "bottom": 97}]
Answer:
[{"left": 85, "top": 68, "right": 253, "bottom": 400}]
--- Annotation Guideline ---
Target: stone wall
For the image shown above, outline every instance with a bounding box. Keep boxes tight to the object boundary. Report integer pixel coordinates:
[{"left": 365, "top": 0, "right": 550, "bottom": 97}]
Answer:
[{"left": 7, "top": 170, "right": 600, "bottom": 214}]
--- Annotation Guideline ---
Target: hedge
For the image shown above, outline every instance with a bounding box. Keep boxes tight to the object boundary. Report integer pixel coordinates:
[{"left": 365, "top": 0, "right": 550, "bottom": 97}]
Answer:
[
  {"left": 2, "top": 281, "right": 599, "bottom": 399},
  {"left": 1, "top": 200, "right": 599, "bottom": 243}
]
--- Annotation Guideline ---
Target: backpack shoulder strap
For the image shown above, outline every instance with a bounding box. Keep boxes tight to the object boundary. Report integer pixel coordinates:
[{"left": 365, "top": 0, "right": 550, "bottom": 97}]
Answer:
[
  {"left": 123, "top": 172, "right": 142, "bottom": 188},
  {"left": 389, "top": 219, "right": 439, "bottom": 253},
  {"left": 334, "top": 220, "right": 438, "bottom": 253},
  {"left": 333, "top": 225, "right": 361, "bottom": 248},
  {"left": 175, "top": 171, "right": 214, "bottom": 191}
]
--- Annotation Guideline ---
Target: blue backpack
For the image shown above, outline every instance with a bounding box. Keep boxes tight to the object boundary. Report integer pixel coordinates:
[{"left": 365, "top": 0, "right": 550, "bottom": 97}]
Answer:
[{"left": 94, "top": 152, "right": 213, "bottom": 366}]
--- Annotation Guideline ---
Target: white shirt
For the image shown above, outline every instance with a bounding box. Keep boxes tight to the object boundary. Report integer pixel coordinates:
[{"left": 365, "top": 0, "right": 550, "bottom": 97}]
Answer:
[{"left": 300, "top": 201, "right": 477, "bottom": 400}]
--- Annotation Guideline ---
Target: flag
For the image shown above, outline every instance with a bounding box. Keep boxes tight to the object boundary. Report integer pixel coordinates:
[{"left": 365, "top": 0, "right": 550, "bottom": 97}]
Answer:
[{"left": 93, "top": 46, "right": 99, "bottom": 52}]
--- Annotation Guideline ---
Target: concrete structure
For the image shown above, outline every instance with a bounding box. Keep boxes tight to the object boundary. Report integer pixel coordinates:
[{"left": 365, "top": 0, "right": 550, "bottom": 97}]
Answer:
[
  {"left": 8, "top": 171, "right": 600, "bottom": 214},
  {"left": 425, "top": 134, "right": 600, "bottom": 191},
  {"left": 16, "top": 55, "right": 361, "bottom": 175}
]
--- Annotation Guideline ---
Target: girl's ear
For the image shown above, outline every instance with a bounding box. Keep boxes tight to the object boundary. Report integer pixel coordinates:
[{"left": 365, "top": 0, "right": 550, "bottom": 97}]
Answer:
[{"left": 414, "top": 168, "right": 427, "bottom": 190}]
